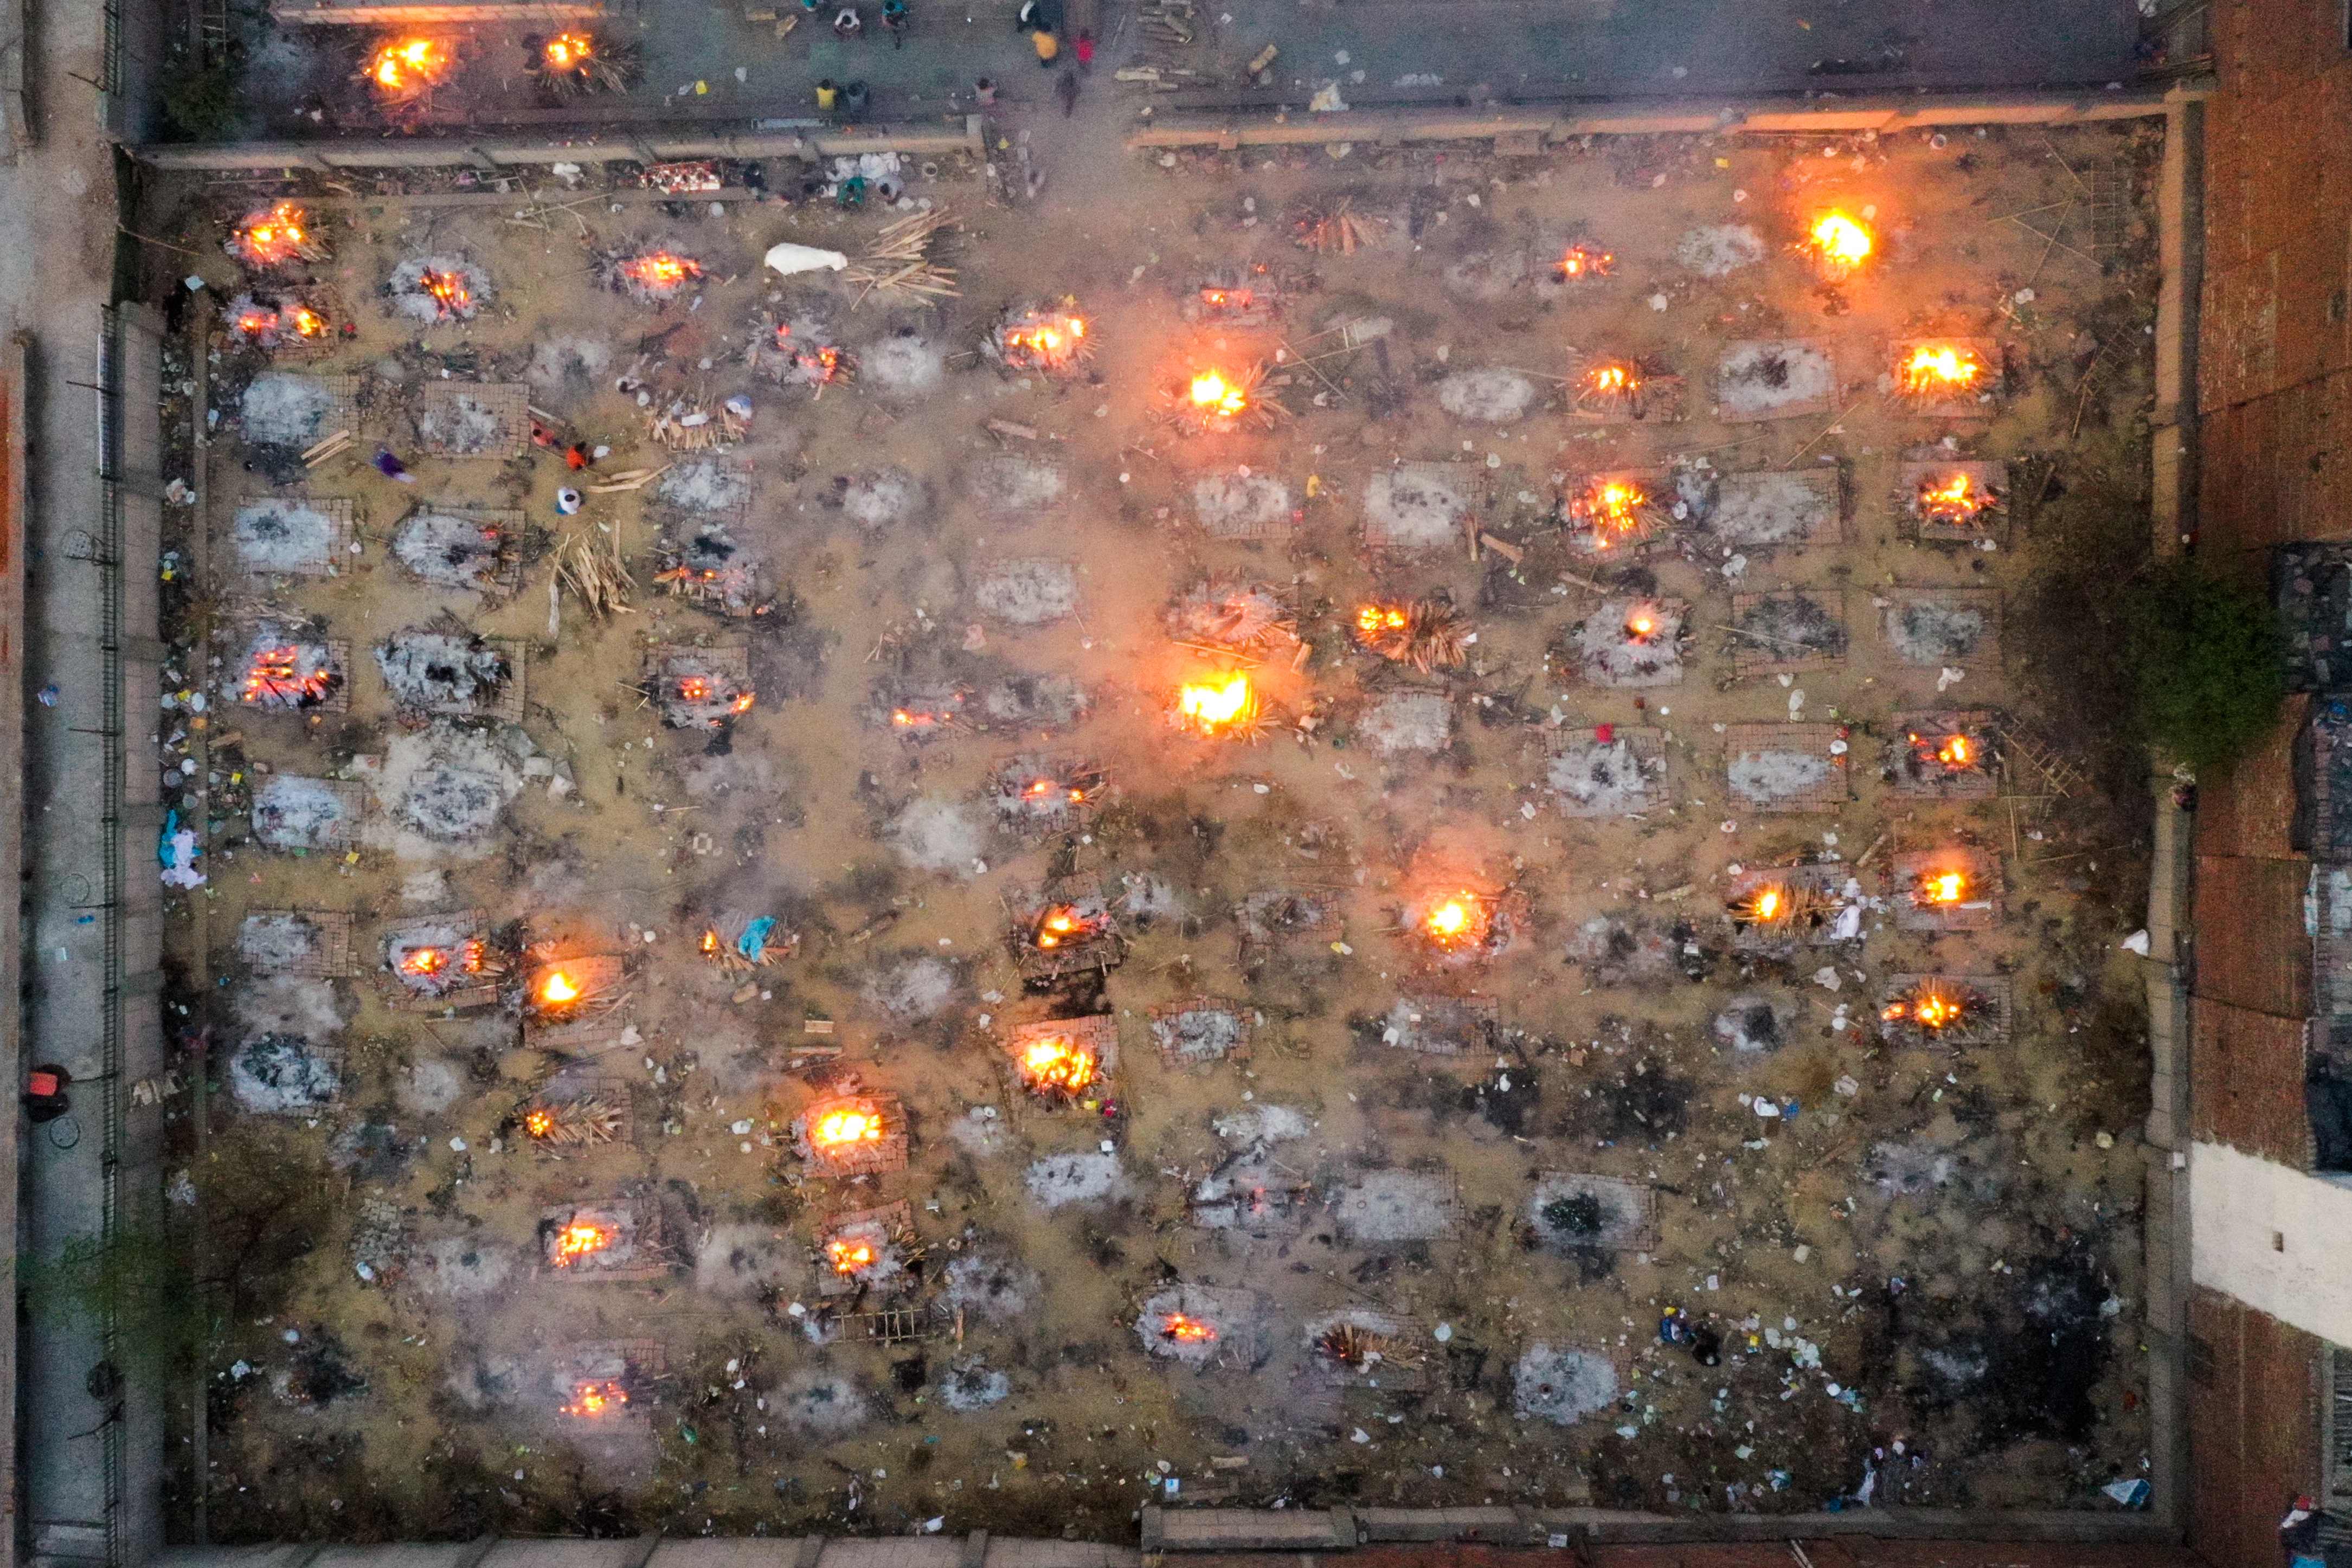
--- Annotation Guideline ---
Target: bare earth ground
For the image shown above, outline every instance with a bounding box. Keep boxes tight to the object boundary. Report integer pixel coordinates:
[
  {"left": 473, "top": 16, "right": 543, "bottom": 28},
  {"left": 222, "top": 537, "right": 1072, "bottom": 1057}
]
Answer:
[{"left": 146, "top": 116, "right": 2161, "bottom": 1541}]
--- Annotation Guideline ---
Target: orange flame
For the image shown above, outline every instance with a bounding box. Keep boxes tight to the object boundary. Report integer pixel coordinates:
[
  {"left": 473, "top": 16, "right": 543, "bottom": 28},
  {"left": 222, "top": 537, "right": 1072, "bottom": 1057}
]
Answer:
[
  {"left": 1741, "top": 885, "right": 1790, "bottom": 923},
  {"left": 1558, "top": 242, "right": 1615, "bottom": 279},
  {"left": 679, "top": 676, "right": 712, "bottom": 702},
  {"left": 827, "top": 1237, "right": 878, "bottom": 1274},
  {"left": 1003, "top": 315, "right": 1085, "bottom": 368},
  {"left": 1177, "top": 673, "right": 1255, "bottom": 735},
  {"left": 1884, "top": 986, "right": 1966, "bottom": 1031},
  {"left": 544, "top": 30, "right": 594, "bottom": 68},
  {"left": 1910, "top": 729, "right": 1977, "bottom": 770},
  {"left": 1625, "top": 606, "right": 1660, "bottom": 640},
  {"left": 1019, "top": 1036, "right": 1099, "bottom": 1094},
  {"left": 1160, "top": 1313, "right": 1217, "bottom": 1344},
  {"left": 1920, "top": 870, "right": 1968, "bottom": 906},
  {"left": 241, "top": 645, "right": 336, "bottom": 708},
  {"left": 1917, "top": 472, "right": 1989, "bottom": 522},
  {"left": 234, "top": 310, "right": 278, "bottom": 339},
  {"left": 417, "top": 267, "right": 471, "bottom": 316},
  {"left": 233, "top": 203, "right": 313, "bottom": 265},
  {"left": 561, "top": 1378, "right": 628, "bottom": 1416},
  {"left": 621, "top": 251, "right": 701, "bottom": 292},
  {"left": 553, "top": 1220, "right": 613, "bottom": 1264},
  {"left": 1188, "top": 369, "right": 1248, "bottom": 417},
  {"left": 369, "top": 36, "right": 447, "bottom": 93},
  {"left": 288, "top": 305, "right": 328, "bottom": 338},
  {"left": 540, "top": 969, "right": 582, "bottom": 1005},
  {"left": 1356, "top": 603, "right": 1409, "bottom": 637},
  {"left": 1805, "top": 211, "right": 1874, "bottom": 272},
  {"left": 1900, "top": 344, "right": 1983, "bottom": 395},
  {"left": 813, "top": 1108, "right": 883, "bottom": 1147},
  {"left": 401, "top": 946, "right": 449, "bottom": 976},
  {"left": 524, "top": 1108, "right": 556, "bottom": 1138}
]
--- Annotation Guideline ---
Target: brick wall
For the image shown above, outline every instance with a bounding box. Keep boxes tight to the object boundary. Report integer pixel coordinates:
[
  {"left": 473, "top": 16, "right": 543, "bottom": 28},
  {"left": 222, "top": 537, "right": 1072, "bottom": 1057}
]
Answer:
[{"left": 2188, "top": 1289, "right": 2326, "bottom": 1568}]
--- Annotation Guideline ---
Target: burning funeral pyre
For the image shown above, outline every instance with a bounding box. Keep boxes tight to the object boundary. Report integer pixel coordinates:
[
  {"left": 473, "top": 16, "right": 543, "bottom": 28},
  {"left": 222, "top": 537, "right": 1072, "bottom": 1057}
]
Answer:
[
  {"left": 875, "top": 683, "right": 968, "bottom": 739},
  {"left": 384, "top": 256, "right": 489, "bottom": 325},
  {"left": 525, "top": 955, "right": 627, "bottom": 1023},
  {"left": 646, "top": 645, "right": 755, "bottom": 729},
  {"left": 560, "top": 1378, "right": 629, "bottom": 1419},
  {"left": 1896, "top": 340, "right": 1993, "bottom": 409},
  {"left": 1798, "top": 210, "right": 1874, "bottom": 279},
  {"left": 1568, "top": 597, "right": 1688, "bottom": 687},
  {"left": 1135, "top": 1286, "right": 1258, "bottom": 1367},
  {"left": 601, "top": 245, "right": 705, "bottom": 306},
  {"left": 1909, "top": 464, "right": 2006, "bottom": 536},
  {"left": 1406, "top": 886, "right": 1516, "bottom": 963},
  {"left": 1353, "top": 597, "right": 1471, "bottom": 673},
  {"left": 1563, "top": 472, "right": 1667, "bottom": 552},
  {"left": 1165, "top": 577, "right": 1297, "bottom": 654},
  {"left": 696, "top": 913, "right": 793, "bottom": 973},
  {"left": 362, "top": 36, "right": 452, "bottom": 101},
  {"left": 228, "top": 294, "right": 332, "bottom": 349},
  {"left": 655, "top": 526, "right": 772, "bottom": 618},
  {"left": 520, "top": 1089, "right": 627, "bottom": 1149},
  {"left": 228, "top": 203, "right": 330, "bottom": 269},
  {"left": 1573, "top": 355, "right": 1673, "bottom": 421},
  {"left": 1007, "top": 1016, "right": 1115, "bottom": 1103},
  {"left": 1171, "top": 671, "right": 1261, "bottom": 740},
  {"left": 384, "top": 916, "right": 499, "bottom": 1000},
  {"left": 1016, "top": 879, "right": 1124, "bottom": 980},
  {"left": 1723, "top": 864, "right": 1859, "bottom": 948},
  {"left": 1879, "top": 975, "right": 2006, "bottom": 1048},
  {"left": 234, "top": 624, "right": 345, "bottom": 712},
  {"left": 793, "top": 1091, "right": 907, "bottom": 1176},
  {"left": 988, "top": 754, "right": 1107, "bottom": 835},
  {"left": 1167, "top": 361, "right": 1283, "bottom": 433},
  {"left": 532, "top": 29, "right": 638, "bottom": 95},
  {"left": 541, "top": 1205, "right": 641, "bottom": 1273},
  {"left": 1887, "top": 713, "right": 1996, "bottom": 795},
  {"left": 987, "top": 300, "right": 1090, "bottom": 374},
  {"left": 1892, "top": 847, "right": 2000, "bottom": 931},
  {"left": 816, "top": 1203, "right": 918, "bottom": 1296}
]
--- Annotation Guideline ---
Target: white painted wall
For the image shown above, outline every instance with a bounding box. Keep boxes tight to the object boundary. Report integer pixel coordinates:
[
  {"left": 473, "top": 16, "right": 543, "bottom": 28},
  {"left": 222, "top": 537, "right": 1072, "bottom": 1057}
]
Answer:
[{"left": 2191, "top": 1139, "right": 2352, "bottom": 1346}]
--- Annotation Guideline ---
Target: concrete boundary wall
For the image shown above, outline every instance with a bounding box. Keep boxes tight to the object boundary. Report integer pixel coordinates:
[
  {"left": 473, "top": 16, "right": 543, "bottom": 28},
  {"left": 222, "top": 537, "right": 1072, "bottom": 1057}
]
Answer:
[
  {"left": 126, "top": 118, "right": 984, "bottom": 170},
  {"left": 1123, "top": 83, "right": 2212, "bottom": 150}
]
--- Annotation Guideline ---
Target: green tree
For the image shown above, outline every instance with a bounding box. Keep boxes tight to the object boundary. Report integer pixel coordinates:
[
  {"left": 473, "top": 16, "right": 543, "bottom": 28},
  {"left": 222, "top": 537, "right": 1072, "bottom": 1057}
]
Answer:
[{"left": 2123, "top": 557, "right": 2287, "bottom": 772}]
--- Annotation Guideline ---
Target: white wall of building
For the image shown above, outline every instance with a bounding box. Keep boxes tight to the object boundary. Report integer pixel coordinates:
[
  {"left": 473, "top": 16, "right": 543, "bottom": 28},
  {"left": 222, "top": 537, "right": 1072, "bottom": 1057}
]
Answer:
[{"left": 2191, "top": 1139, "right": 2352, "bottom": 1346}]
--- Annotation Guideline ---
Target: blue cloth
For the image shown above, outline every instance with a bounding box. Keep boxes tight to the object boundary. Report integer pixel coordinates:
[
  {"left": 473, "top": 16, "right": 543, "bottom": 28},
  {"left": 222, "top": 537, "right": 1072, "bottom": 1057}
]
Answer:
[{"left": 736, "top": 916, "right": 777, "bottom": 962}]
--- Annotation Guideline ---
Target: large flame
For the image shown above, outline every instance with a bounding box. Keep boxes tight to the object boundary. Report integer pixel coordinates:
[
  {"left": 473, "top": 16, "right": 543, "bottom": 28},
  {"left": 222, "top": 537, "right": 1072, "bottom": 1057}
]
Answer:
[
  {"left": 232, "top": 203, "right": 314, "bottom": 266},
  {"left": 1019, "top": 1036, "right": 1099, "bottom": 1094},
  {"left": 1160, "top": 1313, "right": 1217, "bottom": 1344},
  {"left": 553, "top": 1220, "right": 613, "bottom": 1265},
  {"left": 827, "top": 1237, "right": 878, "bottom": 1274},
  {"left": 1901, "top": 344, "right": 1983, "bottom": 395},
  {"left": 369, "top": 37, "right": 447, "bottom": 93},
  {"left": 813, "top": 1108, "right": 883, "bottom": 1146},
  {"left": 1003, "top": 314, "right": 1085, "bottom": 369},
  {"left": 1805, "top": 211, "right": 1874, "bottom": 272},
  {"left": 1624, "top": 605, "right": 1660, "bottom": 641},
  {"left": 1920, "top": 870, "right": 1968, "bottom": 906},
  {"left": 1884, "top": 985, "right": 1967, "bottom": 1031},
  {"left": 524, "top": 1108, "right": 556, "bottom": 1138},
  {"left": 419, "top": 267, "right": 472, "bottom": 317},
  {"left": 1177, "top": 673, "right": 1255, "bottom": 735},
  {"left": 1188, "top": 369, "right": 1248, "bottom": 417},
  {"left": 621, "top": 251, "right": 701, "bottom": 293},
  {"left": 1739, "top": 884, "right": 1791, "bottom": 924},
  {"left": 544, "top": 30, "right": 594, "bottom": 68},
  {"left": 539, "top": 969, "right": 582, "bottom": 1005}
]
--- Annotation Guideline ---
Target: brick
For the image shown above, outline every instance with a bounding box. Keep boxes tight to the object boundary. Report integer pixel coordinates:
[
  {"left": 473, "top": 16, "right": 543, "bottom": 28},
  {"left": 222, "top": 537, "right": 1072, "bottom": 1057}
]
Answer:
[
  {"left": 2195, "top": 694, "right": 2309, "bottom": 860},
  {"left": 2190, "top": 997, "right": 2312, "bottom": 1164},
  {"left": 2192, "top": 855, "right": 2312, "bottom": 1016}
]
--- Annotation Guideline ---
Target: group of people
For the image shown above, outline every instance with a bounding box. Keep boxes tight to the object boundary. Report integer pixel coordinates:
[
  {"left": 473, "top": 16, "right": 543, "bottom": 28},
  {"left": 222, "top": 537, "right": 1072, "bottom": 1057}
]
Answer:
[
  {"left": 812, "top": 0, "right": 1096, "bottom": 119},
  {"left": 803, "top": 0, "right": 909, "bottom": 46}
]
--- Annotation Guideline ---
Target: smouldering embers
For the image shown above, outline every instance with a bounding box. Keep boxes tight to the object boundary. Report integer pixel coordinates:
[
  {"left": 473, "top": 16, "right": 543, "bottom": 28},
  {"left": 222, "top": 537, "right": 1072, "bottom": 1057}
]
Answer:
[
  {"left": 1881, "top": 980, "right": 1970, "bottom": 1033},
  {"left": 534, "top": 28, "right": 635, "bottom": 93},
  {"left": 228, "top": 203, "right": 328, "bottom": 268},
  {"left": 560, "top": 1378, "right": 628, "bottom": 1418},
  {"left": 1554, "top": 241, "right": 1615, "bottom": 282},
  {"left": 1029, "top": 901, "right": 1111, "bottom": 954},
  {"left": 1800, "top": 210, "right": 1874, "bottom": 278},
  {"left": 231, "top": 298, "right": 331, "bottom": 348},
  {"left": 1157, "top": 1313, "right": 1218, "bottom": 1346},
  {"left": 994, "top": 306, "right": 1089, "bottom": 372},
  {"left": 385, "top": 257, "right": 489, "bottom": 324},
  {"left": 1906, "top": 727, "right": 1983, "bottom": 776},
  {"left": 392, "top": 936, "right": 488, "bottom": 994},
  {"left": 1316, "top": 1320, "right": 1396, "bottom": 1371},
  {"left": 1727, "top": 879, "right": 1836, "bottom": 931},
  {"left": 363, "top": 36, "right": 451, "bottom": 98},
  {"left": 1575, "top": 356, "right": 1668, "bottom": 420},
  {"left": 1353, "top": 598, "right": 1470, "bottom": 673},
  {"left": 238, "top": 637, "right": 341, "bottom": 711},
  {"left": 1898, "top": 343, "right": 1987, "bottom": 402}
]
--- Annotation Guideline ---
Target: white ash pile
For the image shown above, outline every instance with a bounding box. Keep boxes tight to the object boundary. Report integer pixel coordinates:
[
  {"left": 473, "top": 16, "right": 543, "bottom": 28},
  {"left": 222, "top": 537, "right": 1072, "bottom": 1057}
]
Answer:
[
  {"left": 384, "top": 257, "right": 490, "bottom": 324},
  {"left": 391, "top": 510, "right": 515, "bottom": 594},
  {"left": 654, "top": 458, "right": 751, "bottom": 516},
  {"left": 239, "top": 371, "right": 339, "bottom": 451},
  {"left": 374, "top": 620, "right": 512, "bottom": 716},
  {"left": 229, "top": 1032, "right": 342, "bottom": 1114},
  {"left": 233, "top": 498, "right": 345, "bottom": 576},
  {"left": 1513, "top": 1343, "right": 1618, "bottom": 1425},
  {"left": 988, "top": 754, "right": 1105, "bottom": 834},
  {"left": 1570, "top": 597, "right": 1688, "bottom": 687},
  {"left": 826, "top": 467, "right": 928, "bottom": 532},
  {"left": 414, "top": 390, "right": 510, "bottom": 458}
]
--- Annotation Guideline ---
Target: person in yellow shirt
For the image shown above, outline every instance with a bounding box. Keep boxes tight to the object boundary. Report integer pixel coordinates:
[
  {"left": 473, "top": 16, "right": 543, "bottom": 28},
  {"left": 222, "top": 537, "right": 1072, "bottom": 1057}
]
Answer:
[
  {"left": 1033, "top": 26, "right": 1058, "bottom": 65},
  {"left": 815, "top": 78, "right": 839, "bottom": 112}
]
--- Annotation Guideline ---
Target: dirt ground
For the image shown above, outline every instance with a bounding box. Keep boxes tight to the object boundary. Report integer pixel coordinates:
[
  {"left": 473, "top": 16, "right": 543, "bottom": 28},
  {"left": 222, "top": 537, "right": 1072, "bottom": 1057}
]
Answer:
[{"left": 146, "top": 116, "right": 2163, "bottom": 1543}]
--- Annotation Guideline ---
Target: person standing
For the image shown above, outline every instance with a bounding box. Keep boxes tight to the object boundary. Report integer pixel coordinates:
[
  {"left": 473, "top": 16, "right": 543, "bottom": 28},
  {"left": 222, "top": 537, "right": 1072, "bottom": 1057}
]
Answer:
[
  {"left": 1032, "top": 25, "right": 1058, "bottom": 65},
  {"left": 815, "top": 77, "right": 840, "bottom": 112}
]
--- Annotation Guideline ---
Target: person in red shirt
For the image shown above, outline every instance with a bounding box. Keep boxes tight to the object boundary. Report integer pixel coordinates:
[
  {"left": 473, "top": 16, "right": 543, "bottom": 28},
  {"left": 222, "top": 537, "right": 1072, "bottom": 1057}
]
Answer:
[{"left": 1075, "top": 29, "right": 1094, "bottom": 70}]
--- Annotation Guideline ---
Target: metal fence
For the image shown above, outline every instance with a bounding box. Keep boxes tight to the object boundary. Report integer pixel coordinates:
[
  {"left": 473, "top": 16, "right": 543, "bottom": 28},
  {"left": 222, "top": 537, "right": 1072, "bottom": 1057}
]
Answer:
[{"left": 91, "top": 303, "right": 130, "bottom": 1568}]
